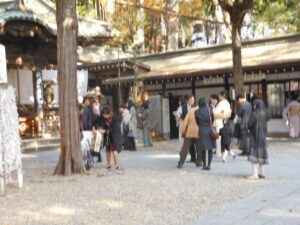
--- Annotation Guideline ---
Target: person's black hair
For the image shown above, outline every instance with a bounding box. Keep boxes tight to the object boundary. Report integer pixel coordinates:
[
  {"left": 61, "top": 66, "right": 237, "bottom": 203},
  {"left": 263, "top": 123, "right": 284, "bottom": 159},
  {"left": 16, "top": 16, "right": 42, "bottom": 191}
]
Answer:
[
  {"left": 250, "top": 93, "right": 258, "bottom": 104},
  {"left": 142, "top": 101, "right": 149, "bottom": 109},
  {"left": 220, "top": 90, "right": 229, "bottom": 99},
  {"left": 236, "top": 94, "right": 246, "bottom": 100},
  {"left": 89, "top": 97, "right": 95, "bottom": 103},
  {"left": 291, "top": 92, "right": 299, "bottom": 101},
  {"left": 179, "top": 96, "right": 187, "bottom": 105},
  {"left": 198, "top": 97, "right": 208, "bottom": 108},
  {"left": 210, "top": 94, "right": 219, "bottom": 102},
  {"left": 127, "top": 99, "right": 135, "bottom": 109},
  {"left": 102, "top": 106, "right": 112, "bottom": 115}
]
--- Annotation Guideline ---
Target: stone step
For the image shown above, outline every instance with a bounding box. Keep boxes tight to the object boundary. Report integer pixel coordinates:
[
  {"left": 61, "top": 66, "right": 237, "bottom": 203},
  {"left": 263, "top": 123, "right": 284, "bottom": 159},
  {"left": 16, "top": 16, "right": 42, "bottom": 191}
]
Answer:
[
  {"left": 21, "top": 137, "right": 60, "bottom": 153},
  {"left": 22, "top": 143, "right": 60, "bottom": 153}
]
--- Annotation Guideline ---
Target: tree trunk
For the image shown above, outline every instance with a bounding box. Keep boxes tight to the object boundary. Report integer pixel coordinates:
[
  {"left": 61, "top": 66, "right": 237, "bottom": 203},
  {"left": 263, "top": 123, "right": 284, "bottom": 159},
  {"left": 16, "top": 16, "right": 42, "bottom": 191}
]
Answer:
[
  {"left": 212, "top": 0, "right": 231, "bottom": 44},
  {"left": 54, "top": 0, "right": 86, "bottom": 175},
  {"left": 95, "top": 0, "right": 101, "bottom": 20},
  {"left": 135, "top": 0, "right": 145, "bottom": 53},
  {"left": 166, "top": 0, "right": 179, "bottom": 51},
  {"left": 231, "top": 22, "right": 244, "bottom": 96}
]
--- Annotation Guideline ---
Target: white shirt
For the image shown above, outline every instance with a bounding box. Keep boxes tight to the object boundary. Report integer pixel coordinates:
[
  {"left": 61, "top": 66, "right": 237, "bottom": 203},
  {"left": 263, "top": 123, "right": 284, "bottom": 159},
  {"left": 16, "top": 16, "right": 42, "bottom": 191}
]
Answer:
[{"left": 214, "top": 99, "right": 232, "bottom": 131}]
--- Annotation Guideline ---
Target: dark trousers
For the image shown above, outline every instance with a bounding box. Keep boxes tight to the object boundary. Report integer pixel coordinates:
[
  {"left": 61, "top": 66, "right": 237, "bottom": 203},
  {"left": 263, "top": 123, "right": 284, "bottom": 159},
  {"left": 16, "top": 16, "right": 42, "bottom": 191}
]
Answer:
[
  {"left": 239, "top": 128, "right": 250, "bottom": 154},
  {"left": 179, "top": 138, "right": 202, "bottom": 166},
  {"left": 189, "top": 142, "right": 196, "bottom": 162},
  {"left": 91, "top": 150, "right": 102, "bottom": 162},
  {"left": 123, "top": 134, "right": 136, "bottom": 151}
]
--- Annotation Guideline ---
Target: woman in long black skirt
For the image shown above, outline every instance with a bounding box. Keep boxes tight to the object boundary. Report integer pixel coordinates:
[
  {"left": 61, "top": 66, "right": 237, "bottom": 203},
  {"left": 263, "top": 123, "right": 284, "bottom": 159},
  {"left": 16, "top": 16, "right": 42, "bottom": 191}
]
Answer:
[{"left": 247, "top": 99, "right": 270, "bottom": 179}]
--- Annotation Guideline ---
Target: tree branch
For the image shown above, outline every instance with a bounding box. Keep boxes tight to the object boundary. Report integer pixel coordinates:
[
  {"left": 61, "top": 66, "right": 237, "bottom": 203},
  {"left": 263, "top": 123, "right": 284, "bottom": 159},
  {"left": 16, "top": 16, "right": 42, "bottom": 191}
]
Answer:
[
  {"left": 235, "top": 0, "right": 254, "bottom": 13},
  {"left": 218, "top": 0, "right": 233, "bottom": 14}
]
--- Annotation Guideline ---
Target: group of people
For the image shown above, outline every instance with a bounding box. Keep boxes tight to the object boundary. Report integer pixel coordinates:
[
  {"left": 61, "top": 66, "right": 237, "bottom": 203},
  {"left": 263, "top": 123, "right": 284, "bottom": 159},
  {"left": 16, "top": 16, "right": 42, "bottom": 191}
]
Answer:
[
  {"left": 119, "top": 100, "right": 153, "bottom": 149},
  {"left": 78, "top": 89, "right": 276, "bottom": 179},
  {"left": 175, "top": 90, "right": 270, "bottom": 179},
  {"left": 79, "top": 97, "right": 154, "bottom": 170}
]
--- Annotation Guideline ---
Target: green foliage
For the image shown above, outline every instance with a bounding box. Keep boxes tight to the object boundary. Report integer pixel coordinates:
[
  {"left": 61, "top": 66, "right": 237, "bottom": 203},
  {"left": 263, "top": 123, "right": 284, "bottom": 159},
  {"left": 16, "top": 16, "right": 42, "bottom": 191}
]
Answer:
[
  {"left": 51, "top": 0, "right": 299, "bottom": 50},
  {"left": 253, "top": 0, "right": 300, "bottom": 32}
]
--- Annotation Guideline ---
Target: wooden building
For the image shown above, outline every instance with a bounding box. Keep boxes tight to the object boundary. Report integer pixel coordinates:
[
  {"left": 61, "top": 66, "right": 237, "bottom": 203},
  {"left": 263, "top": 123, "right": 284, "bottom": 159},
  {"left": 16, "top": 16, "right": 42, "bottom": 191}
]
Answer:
[
  {"left": 0, "top": 0, "right": 113, "bottom": 138},
  {"left": 87, "top": 33, "right": 300, "bottom": 137}
]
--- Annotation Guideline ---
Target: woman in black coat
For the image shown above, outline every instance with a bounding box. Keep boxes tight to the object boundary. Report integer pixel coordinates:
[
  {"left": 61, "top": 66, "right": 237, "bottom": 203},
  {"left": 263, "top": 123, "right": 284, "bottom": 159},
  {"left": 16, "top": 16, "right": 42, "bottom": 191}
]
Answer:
[
  {"left": 101, "top": 106, "right": 123, "bottom": 169},
  {"left": 247, "top": 99, "right": 270, "bottom": 179},
  {"left": 195, "top": 97, "right": 216, "bottom": 170}
]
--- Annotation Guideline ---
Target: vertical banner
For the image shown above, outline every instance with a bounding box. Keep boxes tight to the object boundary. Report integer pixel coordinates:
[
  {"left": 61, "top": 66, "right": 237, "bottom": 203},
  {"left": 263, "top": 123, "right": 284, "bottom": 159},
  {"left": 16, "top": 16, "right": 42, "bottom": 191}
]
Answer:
[{"left": 0, "top": 45, "right": 7, "bottom": 84}]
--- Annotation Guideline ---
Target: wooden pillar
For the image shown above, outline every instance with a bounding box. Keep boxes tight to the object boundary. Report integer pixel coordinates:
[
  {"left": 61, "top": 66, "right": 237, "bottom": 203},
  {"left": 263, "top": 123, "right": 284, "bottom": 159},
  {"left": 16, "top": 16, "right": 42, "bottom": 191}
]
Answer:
[
  {"left": 162, "top": 82, "right": 166, "bottom": 97},
  {"left": 112, "top": 85, "right": 120, "bottom": 112},
  {"left": 224, "top": 75, "right": 230, "bottom": 93},
  {"left": 191, "top": 80, "right": 196, "bottom": 97},
  {"left": 262, "top": 79, "right": 267, "bottom": 106},
  {"left": 95, "top": 72, "right": 99, "bottom": 87}
]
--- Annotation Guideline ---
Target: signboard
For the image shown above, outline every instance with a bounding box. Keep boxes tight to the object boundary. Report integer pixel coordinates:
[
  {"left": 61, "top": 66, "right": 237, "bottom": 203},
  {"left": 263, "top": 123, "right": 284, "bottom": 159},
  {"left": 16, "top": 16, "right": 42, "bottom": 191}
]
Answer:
[{"left": 0, "top": 45, "right": 7, "bottom": 84}]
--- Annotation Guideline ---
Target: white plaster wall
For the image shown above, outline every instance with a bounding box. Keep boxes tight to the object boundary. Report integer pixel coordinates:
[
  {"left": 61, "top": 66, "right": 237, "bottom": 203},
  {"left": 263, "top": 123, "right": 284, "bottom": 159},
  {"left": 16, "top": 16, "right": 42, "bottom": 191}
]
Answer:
[
  {"left": 7, "top": 69, "right": 18, "bottom": 97},
  {"left": 268, "top": 119, "right": 289, "bottom": 133},
  {"left": 195, "top": 87, "right": 223, "bottom": 101},
  {"left": 42, "top": 69, "right": 88, "bottom": 104},
  {"left": 77, "top": 70, "right": 88, "bottom": 101},
  {"left": 42, "top": 69, "right": 59, "bottom": 104},
  {"left": 0, "top": 44, "right": 7, "bottom": 83},
  {"left": 6, "top": 68, "right": 88, "bottom": 106},
  {"left": 18, "top": 69, "right": 34, "bottom": 104}
]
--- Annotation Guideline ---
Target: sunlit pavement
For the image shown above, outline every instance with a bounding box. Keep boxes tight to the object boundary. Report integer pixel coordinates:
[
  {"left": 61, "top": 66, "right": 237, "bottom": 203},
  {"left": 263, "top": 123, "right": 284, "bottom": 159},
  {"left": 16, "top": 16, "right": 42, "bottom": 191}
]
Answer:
[
  {"left": 21, "top": 139, "right": 300, "bottom": 225},
  {"left": 189, "top": 139, "right": 300, "bottom": 225}
]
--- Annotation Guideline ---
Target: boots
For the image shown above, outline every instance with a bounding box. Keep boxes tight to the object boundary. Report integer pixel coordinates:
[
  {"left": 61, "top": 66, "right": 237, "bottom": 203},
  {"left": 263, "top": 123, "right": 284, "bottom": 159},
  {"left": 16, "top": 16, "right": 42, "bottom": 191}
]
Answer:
[
  {"left": 201, "top": 150, "right": 206, "bottom": 170},
  {"left": 207, "top": 150, "right": 213, "bottom": 170},
  {"left": 97, "top": 152, "right": 102, "bottom": 162},
  {"left": 177, "top": 161, "right": 183, "bottom": 169}
]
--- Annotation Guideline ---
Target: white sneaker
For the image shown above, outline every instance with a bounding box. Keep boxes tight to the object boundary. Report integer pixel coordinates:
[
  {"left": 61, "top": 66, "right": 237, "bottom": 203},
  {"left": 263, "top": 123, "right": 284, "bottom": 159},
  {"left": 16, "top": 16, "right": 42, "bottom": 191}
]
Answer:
[{"left": 222, "top": 156, "right": 226, "bottom": 162}]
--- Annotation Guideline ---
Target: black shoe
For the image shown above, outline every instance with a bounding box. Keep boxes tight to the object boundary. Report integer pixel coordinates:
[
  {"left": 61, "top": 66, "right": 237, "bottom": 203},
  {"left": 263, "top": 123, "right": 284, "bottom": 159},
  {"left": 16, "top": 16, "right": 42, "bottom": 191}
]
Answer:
[
  {"left": 238, "top": 153, "right": 248, "bottom": 156},
  {"left": 203, "top": 166, "right": 211, "bottom": 170},
  {"left": 97, "top": 158, "right": 102, "bottom": 163},
  {"left": 189, "top": 159, "right": 196, "bottom": 163},
  {"left": 196, "top": 163, "right": 202, "bottom": 167},
  {"left": 177, "top": 162, "right": 183, "bottom": 169}
]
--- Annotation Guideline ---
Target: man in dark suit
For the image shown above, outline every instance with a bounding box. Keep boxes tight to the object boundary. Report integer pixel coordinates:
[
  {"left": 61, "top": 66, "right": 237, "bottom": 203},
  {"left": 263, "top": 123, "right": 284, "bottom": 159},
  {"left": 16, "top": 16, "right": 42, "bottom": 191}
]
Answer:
[
  {"left": 237, "top": 94, "right": 252, "bottom": 156},
  {"left": 181, "top": 95, "right": 197, "bottom": 162}
]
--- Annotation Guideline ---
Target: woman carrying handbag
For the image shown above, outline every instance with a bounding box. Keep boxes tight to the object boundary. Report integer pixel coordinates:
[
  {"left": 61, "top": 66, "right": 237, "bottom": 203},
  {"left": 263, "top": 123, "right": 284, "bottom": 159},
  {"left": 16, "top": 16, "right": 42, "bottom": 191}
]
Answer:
[{"left": 195, "top": 97, "right": 216, "bottom": 170}]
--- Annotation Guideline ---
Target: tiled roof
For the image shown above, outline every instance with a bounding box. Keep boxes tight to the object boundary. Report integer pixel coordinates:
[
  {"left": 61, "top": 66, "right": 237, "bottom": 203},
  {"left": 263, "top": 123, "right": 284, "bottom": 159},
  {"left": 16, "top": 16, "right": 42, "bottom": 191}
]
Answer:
[
  {"left": 101, "top": 33, "right": 300, "bottom": 84},
  {"left": 0, "top": 0, "right": 112, "bottom": 39}
]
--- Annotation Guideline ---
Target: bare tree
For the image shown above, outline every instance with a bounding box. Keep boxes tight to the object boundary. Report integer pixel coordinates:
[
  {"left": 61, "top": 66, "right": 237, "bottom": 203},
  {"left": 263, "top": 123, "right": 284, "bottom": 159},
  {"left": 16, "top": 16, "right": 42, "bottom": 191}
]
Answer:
[{"left": 54, "top": 0, "right": 86, "bottom": 175}]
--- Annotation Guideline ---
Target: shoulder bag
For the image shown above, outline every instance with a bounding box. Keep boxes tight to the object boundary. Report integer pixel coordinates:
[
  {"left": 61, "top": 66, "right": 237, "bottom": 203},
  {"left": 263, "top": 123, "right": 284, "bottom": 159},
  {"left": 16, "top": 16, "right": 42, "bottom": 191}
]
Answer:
[{"left": 207, "top": 106, "right": 219, "bottom": 139}]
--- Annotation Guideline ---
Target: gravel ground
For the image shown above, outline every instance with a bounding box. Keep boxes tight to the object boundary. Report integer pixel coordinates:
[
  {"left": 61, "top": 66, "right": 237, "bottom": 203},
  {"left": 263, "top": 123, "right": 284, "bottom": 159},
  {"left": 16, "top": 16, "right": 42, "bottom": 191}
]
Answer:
[{"left": 0, "top": 141, "right": 286, "bottom": 225}]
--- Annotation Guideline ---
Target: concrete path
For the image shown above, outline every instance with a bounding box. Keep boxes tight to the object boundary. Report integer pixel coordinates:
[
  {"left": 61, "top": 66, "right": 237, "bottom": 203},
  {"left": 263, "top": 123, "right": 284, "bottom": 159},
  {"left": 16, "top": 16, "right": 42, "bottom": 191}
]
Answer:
[
  {"left": 19, "top": 139, "right": 300, "bottom": 225},
  {"left": 190, "top": 140, "right": 300, "bottom": 225}
]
